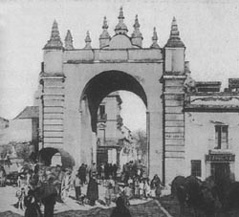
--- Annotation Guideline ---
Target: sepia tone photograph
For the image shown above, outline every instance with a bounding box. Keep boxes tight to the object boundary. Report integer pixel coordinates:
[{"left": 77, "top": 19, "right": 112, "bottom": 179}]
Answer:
[{"left": 0, "top": 0, "right": 239, "bottom": 216}]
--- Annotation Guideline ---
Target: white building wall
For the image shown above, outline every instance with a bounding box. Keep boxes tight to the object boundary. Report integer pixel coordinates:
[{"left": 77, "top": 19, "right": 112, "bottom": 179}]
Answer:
[
  {"left": 185, "top": 112, "right": 239, "bottom": 180},
  {"left": 2, "top": 119, "right": 33, "bottom": 144}
]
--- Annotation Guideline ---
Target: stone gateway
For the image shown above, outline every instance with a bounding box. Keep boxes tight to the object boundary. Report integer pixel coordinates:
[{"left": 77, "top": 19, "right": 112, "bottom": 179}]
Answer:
[{"left": 37, "top": 8, "right": 239, "bottom": 184}]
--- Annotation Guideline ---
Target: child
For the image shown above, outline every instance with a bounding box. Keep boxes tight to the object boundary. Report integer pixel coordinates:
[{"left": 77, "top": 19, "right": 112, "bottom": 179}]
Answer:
[
  {"left": 139, "top": 179, "right": 144, "bottom": 199},
  {"left": 122, "top": 183, "right": 133, "bottom": 206},
  {"left": 133, "top": 177, "right": 140, "bottom": 198},
  {"left": 143, "top": 178, "right": 151, "bottom": 199},
  {"left": 105, "top": 175, "right": 115, "bottom": 206}
]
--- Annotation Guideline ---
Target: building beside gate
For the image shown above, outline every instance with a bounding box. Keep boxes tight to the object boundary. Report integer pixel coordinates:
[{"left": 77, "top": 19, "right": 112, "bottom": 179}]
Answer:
[
  {"left": 36, "top": 7, "right": 239, "bottom": 184},
  {"left": 183, "top": 80, "right": 239, "bottom": 182}
]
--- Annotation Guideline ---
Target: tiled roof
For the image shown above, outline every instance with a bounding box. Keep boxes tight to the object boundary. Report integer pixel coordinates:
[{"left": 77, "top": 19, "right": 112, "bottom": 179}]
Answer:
[{"left": 14, "top": 106, "right": 39, "bottom": 119}]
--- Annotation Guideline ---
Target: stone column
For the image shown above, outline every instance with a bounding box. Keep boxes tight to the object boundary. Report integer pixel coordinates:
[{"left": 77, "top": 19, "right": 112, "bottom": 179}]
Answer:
[
  {"left": 41, "top": 75, "right": 65, "bottom": 150},
  {"left": 148, "top": 110, "right": 163, "bottom": 179},
  {"left": 162, "top": 75, "right": 186, "bottom": 184}
]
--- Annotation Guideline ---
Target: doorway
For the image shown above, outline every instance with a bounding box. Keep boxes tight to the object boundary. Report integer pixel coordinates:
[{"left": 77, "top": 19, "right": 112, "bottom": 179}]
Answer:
[{"left": 211, "top": 163, "right": 230, "bottom": 183}]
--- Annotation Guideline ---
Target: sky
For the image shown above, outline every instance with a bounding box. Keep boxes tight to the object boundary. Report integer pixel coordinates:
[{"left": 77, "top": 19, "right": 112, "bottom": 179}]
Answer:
[{"left": 0, "top": 0, "right": 239, "bottom": 131}]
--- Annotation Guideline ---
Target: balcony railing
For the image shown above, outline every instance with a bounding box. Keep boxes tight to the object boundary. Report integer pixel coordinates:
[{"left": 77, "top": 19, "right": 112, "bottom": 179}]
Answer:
[{"left": 97, "top": 113, "right": 107, "bottom": 122}]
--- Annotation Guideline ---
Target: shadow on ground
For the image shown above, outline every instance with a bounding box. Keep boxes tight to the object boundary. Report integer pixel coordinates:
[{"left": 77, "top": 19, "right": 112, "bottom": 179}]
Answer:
[{"left": 0, "top": 200, "right": 167, "bottom": 217}]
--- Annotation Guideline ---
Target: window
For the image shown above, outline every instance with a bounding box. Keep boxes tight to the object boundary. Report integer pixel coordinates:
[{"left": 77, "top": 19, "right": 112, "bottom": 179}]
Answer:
[
  {"left": 98, "top": 129, "right": 105, "bottom": 142},
  {"left": 100, "top": 105, "right": 105, "bottom": 117},
  {"left": 215, "top": 125, "right": 228, "bottom": 149},
  {"left": 98, "top": 105, "right": 107, "bottom": 121},
  {"left": 191, "top": 160, "right": 201, "bottom": 177}
]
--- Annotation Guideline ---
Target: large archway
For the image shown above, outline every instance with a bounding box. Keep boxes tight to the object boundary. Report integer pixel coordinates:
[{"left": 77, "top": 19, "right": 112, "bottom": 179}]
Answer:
[
  {"left": 79, "top": 70, "right": 149, "bottom": 172},
  {"left": 80, "top": 70, "right": 147, "bottom": 132}
]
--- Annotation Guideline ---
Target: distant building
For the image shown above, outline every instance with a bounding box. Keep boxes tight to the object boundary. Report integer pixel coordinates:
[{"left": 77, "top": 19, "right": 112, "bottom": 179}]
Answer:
[
  {"left": 119, "top": 125, "right": 138, "bottom": 169},
  {"left": 0, "top": 106, "right": 39, "bottom": 149},
  {"left": 0, "top": 117, "right": 9, "bottom": 130},
  {"left": 96, "top": 92, "right": 124, "bottom": 165}
]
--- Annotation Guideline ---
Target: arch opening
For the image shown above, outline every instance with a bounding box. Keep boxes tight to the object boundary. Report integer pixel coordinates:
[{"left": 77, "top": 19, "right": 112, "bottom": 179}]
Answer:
[
  {"left": 80, "top": 70, "right": 148, "bottom": 132},
  {"left": 38, "top": 148, "right": 75, "bottom": 169}
]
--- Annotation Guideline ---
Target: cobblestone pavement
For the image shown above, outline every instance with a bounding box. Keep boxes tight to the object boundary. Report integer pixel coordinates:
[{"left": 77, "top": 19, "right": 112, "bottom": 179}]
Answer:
[{"left": 0, "top": 185, "right": 172, "bottom": 217}]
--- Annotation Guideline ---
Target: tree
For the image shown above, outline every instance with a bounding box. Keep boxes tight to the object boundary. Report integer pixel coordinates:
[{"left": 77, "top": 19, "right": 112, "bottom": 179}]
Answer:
[
  {"left": 133, "top": 130, "right": 147, "bottom": 162},
  {"left": 0, "top": 141, "right": 31, "bottom": 162},
  {"left": 15, "top": 142, "right": 31, "bottom": 162}
]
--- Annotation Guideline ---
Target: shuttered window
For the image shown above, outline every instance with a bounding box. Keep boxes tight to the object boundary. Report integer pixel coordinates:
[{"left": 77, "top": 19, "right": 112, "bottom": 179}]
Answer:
[
  {"left": 215, "top": 125, "right": 228, "bottom": 149},
  {"left": 191, "top": 160, "right": 201, "bottom": 177}
]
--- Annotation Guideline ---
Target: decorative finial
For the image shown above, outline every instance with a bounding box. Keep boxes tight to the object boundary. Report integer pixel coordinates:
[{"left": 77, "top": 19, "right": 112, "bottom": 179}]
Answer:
[
  {"left": 64, "top": 30, "right": 74, "bottom": 50},
  {"left": 99, "top": 17, "right": 111, "bottom": 48},
  {"left": 44, "top": 20, "right": 63, "bottom": 49},
  {"left": 165, "top": 17, "right": 185, "bottom": 47},
  {"left": 150, "top": 27, "right": 160, "bottom": 49},
  {"left": 131, "top": 14, "right": 143, "bottom": 47},
  {"left": 118, "top": 6, "right": 124, "bottom": 19},
  {"left": 170, "top": 17, "right": 180, "bottom": 38},
  {"left": 133, "top": 15, "right": 140, "bottom": 29},
  {"left": 102, "top": 16, "right": 108, "bottom": 29},
  {"left": 84, "top": 31, "right": 92, "bottom": 49},
  {"left": 115, "top": 7, "right": 128, "bottom": 35}
]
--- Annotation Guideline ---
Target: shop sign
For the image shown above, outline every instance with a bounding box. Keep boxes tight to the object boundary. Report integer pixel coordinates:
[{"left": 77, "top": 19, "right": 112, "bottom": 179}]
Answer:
[{"left": 205, "top": 154, "right": 235, "bottom": 162}]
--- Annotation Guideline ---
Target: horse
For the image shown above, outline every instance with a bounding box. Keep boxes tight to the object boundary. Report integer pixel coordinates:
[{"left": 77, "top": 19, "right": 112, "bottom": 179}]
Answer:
[{"left": 171, "top": 175, "right": 220, "bottom": 217}]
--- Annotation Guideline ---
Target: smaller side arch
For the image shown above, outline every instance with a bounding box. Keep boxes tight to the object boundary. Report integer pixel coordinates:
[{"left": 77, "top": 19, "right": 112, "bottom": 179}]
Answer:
[{"left": 38, "top": 148, "right": 75, "bottom": 169}]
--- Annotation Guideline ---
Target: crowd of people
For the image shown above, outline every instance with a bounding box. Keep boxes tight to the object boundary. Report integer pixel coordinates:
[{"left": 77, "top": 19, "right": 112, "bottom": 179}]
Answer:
[
  {"left": 13, "top": 164, "right": 67, "bottom": 217},
  {"left": 74, "top": 160, "right": 163, "bottom": 208},
  {"left": 0, "top": 160, "right": 164, "bottom": 217}
]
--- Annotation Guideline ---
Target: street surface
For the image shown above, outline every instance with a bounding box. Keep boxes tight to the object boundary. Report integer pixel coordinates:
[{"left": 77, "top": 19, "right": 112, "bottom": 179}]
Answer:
[{"left": 0, "top": 185, "right": 172, "bottom": 217}]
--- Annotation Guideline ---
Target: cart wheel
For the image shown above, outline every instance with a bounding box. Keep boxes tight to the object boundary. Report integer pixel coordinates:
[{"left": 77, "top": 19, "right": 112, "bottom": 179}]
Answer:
[{"left": 60, "top": 173, "right": 72, "bottom": 201}]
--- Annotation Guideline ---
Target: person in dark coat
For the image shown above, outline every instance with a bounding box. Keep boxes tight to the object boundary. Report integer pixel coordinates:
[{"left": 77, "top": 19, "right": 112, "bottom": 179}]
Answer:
[
  {"left": 41, "top": 175, "right": 58, "bottom": 217},
  {"left": 86, "top": 176, "right": 99, "bottom": 206},
  {"left": 78, "top": 164, "right": 86, "bottom": 185},
  {"left": 24, "top": 189, "right": 42, "bottom": 217},
  {"left": 112, "top": 164, "right": 118, "bottom": 180},
  {"left": 110, "top": 196, "right": 131, "bottom": 217},
  {"left": 105, "top": 163, "right": 109, "bottom": 180}
]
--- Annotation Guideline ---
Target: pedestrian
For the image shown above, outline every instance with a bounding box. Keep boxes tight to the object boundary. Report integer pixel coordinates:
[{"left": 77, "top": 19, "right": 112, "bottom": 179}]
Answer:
[
  {"left": 139, "top": 178, "right": 144, "bottom": 199},
  {"left": 0, "top": 166, "right": 6, "bottom": 187},
  {"left": 133, "top": 177, "right": 140, "bottom": 198},
  {"left": 73, "top": 174, "right": 81, "bottom": 200},
  {"left": 122, "top": 183, "right": 133, "bottom": 205},
  {"left": 41, "top": 174, "right": 58, "bottom": 217},
  {"left": 105, "top": 175, "right": 115, "bottom": 206},
  {"left": 54, "top": 165, "right": 64, "bottom": 202},
  {"left": 78, "top": 163, "right": 86, "bottom": 185},
  {"left": 101, "top": 163, "right": 105, "bottom": 181},
  {"left": 90, "top": 162, "right": 97, "bottom": 178},
  {"left": 143, "top": 178, "right": 151, "bottom": 199},
  {"left": 86, "top": 175, "right": 99, "bottom": 206},
  {"left": 113, "top": 164, "right": 118, "bottom": 179},
  {"left": 110, "top": 196, "right": 131, "bottom": 217},
  {"left": 150, "top": 174, "right": 162, "bottom": 199},
  {"left": 105, "top": 163, "right": 109, "bottom": 180},
  {"left": 97, "top": 164, "right": 102, "bottom": 179},
  {"left": 113, "top": 181, "right": 121, "bottom": 201},
  {"left": 24, "top": 189, "right": 42, "bottom": 217},
  {"left": 123, "top": 163, "right": 129, "bottom": 184}
]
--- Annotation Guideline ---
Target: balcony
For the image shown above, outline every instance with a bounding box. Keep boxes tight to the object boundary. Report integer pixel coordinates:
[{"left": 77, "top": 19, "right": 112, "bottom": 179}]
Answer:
[{"left": 97, "top": 113, "right": 107, "bottom": 122}]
